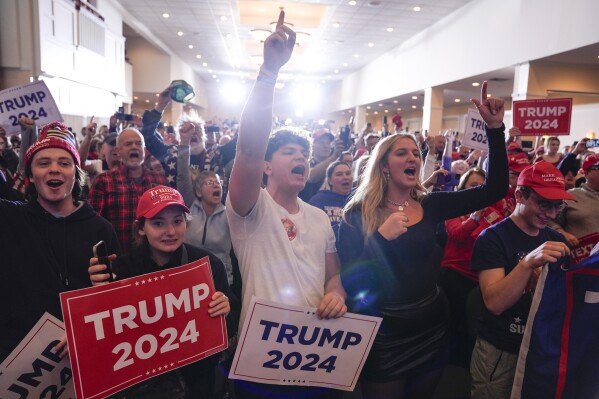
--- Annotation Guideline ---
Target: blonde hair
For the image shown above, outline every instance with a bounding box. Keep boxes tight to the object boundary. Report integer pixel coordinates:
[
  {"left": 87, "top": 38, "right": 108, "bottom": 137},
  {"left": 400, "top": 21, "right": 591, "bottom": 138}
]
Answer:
[{"left": 344, "top": 134, "right": 426, "bottom": 237}]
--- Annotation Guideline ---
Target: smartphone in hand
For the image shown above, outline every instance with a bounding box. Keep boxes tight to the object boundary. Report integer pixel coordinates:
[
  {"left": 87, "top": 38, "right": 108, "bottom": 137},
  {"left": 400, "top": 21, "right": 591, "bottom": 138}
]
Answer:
[{"left": 93, "top": 240, "right": 113, "bottom": 282}]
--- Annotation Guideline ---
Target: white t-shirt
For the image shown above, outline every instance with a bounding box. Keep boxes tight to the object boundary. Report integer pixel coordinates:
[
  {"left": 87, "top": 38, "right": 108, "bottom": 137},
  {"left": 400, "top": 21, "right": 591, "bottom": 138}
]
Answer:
[{"left": 226, "top": 189, "right": 337, "bottom": 329}]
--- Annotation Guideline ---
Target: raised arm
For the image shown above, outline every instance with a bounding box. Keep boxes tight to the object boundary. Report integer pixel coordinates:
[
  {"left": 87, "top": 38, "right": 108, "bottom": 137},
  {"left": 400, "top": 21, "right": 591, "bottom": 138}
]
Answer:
[{"left": 228, "top": 11, "right": 296, "bottom": 216}]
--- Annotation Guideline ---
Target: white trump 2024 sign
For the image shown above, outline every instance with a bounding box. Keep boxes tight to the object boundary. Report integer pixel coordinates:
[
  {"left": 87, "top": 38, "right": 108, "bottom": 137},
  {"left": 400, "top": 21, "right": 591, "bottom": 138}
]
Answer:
[{"left": 230, "top": 297, "right": 382, "bottom": 392}]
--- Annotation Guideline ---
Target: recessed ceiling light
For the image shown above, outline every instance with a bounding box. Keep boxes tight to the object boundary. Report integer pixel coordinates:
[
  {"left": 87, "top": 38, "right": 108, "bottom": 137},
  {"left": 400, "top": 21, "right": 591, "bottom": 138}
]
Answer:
[
  {"left": 133, "top": 96, "right": 139, "bottom": 100},
  {"left": 378, "top": 103, "right": 383, "bottom": 106},
  {"left": 220, "top": 15, "right": 228, "bottom": 21},
  {"left": 384, "top": 110, "right": 389, "bottom": 113},
  {"left": 349, "top": 0, "right": 357, "bottom": 5},
  {"left": 216, "top": 79, "right": 220, "bottom": 83},
  {"left": 413, "top": 6, "right": 421, "bottom": 12},
  {"left": 367, "top": 42, "right": 374, "bottom": 47},
  {"left": 343, "top": 62, "right": 348, "bottom": 67},
  {"left": 162, "top": 13, "right": 170, "bottom": 18},
  {"left": 454, "top": 99, "right": 461, "bottom": 102},
  {"left": 353, "top": 53, "right": 359, "bottom": 58},
  {"left": 208, "top": 69, "right": 213, "bottom": 73},
  {"left": 348, "top": 109, "right": 353, "bottom": 113},
  {"left": 334, "top": 69, "right": 339, "bottom": 73},
  {"left": 386, "top": 27, "right": 394, "bottom": 32},
  {"left": 333, "top": 22, "right": 340, "bottom": 28},
  {"left": 196, "top": 54, "right": 202, "bottom": 59},
  {"left": 145, "top": 99, "right": 150, "bottom": 103},
  {"left": 366, "top": 105, "right": 371, "bottom": 109},
  {"left": 472, "top": 82, "right": 480, "bottom": 87},
  {"left": 365, "top": 112, "right": 369, "bottom": 116},
  {"left": 374, "top": 111, "right": 379, "bottom": 115},
  {"left": 212, "top": 74, "right": 217, "bottom": 79},
  {"left": 327, "top": 75, "right": 332, "bottom": 79},
  {"left": 487, "top": 93, "right": 492, "bottom": 97},
  {"left": 202, "top": 62, "right": 208, "bottom": 67},
  {"left": 156, "top": 93, "right": 160, "bottom": 97},
  {"left": 177, "top": 31, "right": 184, "bottom": 36},
  {"left": 397, "top": 107, "right": 401, "bottom": 111},
  {"left": 321, "top": 79, "right": 326, "bottom": 84},
  {"left": 188, "top": 44, "right": 193, "bottom": 49},
  {"left": 393, "top": 100, "right": 398, "bottom": 103},
  {"left": 411, "top": 96, "right": 418, "bottom": 99}
]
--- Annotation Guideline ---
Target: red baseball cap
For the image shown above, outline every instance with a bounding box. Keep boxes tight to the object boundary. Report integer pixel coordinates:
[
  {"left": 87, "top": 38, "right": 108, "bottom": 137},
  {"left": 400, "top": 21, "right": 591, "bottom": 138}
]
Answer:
[
  {"left": 517, "top": 161, "right": 576, "bottom": 200},
  {"left": 507, "top": 142, "right": 522, "bottom": 152},
  {"left": 508, "top": 153, "right": 530, "bottom": 173},
  {"left": 136, "top": 186, "right": 189, "bottom": 219},
  {"left": 582, "top": 153, "right": 599, "bottom": 172}
]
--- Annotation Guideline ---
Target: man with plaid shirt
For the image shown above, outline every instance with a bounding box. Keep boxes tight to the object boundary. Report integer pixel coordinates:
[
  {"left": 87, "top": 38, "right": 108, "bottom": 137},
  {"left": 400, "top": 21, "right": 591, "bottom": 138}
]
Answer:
[{"left": 89, "top": 128, "right": 166, "bottom": 253}]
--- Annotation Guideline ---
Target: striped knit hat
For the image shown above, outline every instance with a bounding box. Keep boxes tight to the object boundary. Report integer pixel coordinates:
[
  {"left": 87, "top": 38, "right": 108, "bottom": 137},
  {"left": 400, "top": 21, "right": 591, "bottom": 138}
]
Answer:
[{"left": 25, "top": 121, "right": 80, "bottom": 167}]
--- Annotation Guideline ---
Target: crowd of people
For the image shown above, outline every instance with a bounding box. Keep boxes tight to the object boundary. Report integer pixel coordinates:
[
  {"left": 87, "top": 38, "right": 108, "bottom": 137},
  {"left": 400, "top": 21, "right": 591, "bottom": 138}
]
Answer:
[{"left": 1, "top": 10, "right": 598, "bottom": 399}]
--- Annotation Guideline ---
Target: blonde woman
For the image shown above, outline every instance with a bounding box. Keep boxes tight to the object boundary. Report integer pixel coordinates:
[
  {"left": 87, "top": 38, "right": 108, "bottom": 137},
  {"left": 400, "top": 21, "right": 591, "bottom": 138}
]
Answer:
[{"left": 338, "top": 83, "right": 508, "bottom": 399}]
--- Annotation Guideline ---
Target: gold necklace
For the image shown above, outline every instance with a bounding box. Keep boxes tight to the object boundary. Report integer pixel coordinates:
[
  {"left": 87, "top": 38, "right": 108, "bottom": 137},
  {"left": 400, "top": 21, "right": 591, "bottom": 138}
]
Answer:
[{"left": 387, "top": 198, "right": 409, "bottom": 211}]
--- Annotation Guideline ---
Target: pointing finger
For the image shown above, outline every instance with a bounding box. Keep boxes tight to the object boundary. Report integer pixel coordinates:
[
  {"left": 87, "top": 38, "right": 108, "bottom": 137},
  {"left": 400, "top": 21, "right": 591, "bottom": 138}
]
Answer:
[
  {"left": 480, "top": 80, "right": 488, "bottom": 103},
  {"left": 276, "top": 10, "right": 285, "bottom": 29}
]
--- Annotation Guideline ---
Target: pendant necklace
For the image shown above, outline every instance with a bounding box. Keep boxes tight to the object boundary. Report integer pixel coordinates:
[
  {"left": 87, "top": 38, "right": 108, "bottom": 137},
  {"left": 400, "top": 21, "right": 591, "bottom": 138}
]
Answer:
[{"left": 387, "top": 198, "right": 409, "bottom": 211}]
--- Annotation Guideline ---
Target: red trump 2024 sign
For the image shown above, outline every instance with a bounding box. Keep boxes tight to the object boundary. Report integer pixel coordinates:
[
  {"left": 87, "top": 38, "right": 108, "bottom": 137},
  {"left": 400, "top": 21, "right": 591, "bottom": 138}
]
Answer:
[{"left": 60, "top": 257, "right": 227, "bottom": 399}]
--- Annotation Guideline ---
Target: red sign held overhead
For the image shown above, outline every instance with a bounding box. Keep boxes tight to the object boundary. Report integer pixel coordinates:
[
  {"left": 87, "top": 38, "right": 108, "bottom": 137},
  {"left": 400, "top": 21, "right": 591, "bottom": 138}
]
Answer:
[
  {"left": 60, "top": 257, "right": 228, "bottom": 399},
  {"left": 513, "top": 98, "right": 572, "bottom": 136}
]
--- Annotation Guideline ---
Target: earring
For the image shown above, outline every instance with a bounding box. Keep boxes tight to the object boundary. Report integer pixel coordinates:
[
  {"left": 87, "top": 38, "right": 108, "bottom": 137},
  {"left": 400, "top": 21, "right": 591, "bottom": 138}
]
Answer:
[{"left": 384, "top": 171, "right": 390, "bottom": 181}]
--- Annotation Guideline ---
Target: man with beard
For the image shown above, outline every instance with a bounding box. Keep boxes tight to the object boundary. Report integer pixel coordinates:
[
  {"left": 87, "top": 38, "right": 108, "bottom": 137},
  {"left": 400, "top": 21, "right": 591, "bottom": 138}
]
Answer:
[
  {"left": 88, "top": 127, "right": 166, "bottom": 253},
  {"left": 141, "top": 88, "right": 212, "bottom": 188}
]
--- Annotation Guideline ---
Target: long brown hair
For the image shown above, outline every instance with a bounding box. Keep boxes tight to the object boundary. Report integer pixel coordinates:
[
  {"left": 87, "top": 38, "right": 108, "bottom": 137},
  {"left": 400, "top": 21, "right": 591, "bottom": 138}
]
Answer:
[{"left": 344, "top": 134, "right": 426, "bottom": 237}]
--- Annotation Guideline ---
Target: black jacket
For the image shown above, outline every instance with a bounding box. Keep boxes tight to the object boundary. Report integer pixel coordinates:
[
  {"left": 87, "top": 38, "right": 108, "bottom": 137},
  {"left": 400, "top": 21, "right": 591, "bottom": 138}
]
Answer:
[{"left": 0, "top": 199, "right": 119, "bottom": 360}]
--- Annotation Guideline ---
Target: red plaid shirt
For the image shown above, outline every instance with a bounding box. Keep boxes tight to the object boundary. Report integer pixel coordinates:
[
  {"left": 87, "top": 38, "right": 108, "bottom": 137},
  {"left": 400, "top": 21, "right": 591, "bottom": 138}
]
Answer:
[{"left": 88, "top": 165, "right": 167, "bottom": 253}]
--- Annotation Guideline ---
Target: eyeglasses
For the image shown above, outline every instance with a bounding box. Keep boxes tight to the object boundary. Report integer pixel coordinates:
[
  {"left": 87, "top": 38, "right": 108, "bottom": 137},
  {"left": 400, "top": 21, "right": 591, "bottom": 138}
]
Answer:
[
  {"left": 528, "top": 193, "right": 566, "bottom": 213},
  {"left": 203, "top": 179, "right": 222, "bottom": 187}
]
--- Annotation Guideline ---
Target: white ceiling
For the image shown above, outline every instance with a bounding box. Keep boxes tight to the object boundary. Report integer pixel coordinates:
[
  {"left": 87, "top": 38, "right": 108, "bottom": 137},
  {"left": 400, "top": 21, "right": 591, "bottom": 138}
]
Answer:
[{"left": 117, "top": 0, "right": 599, "bottom": 112}]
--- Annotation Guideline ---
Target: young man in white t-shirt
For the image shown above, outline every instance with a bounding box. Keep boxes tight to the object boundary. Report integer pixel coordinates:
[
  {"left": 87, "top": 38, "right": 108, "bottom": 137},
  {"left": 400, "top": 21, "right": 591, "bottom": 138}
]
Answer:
[{"left": 226, "top": 11, "right": 347, "bottom": 399}]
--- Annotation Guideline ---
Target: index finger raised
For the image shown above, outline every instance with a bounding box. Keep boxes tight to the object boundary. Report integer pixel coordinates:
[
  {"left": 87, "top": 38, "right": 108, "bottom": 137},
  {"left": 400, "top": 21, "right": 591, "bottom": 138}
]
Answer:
[
  {"left": 480, "top": 80, "right": 488, "bottom": 102},
  {"left": 276, "top": 10, "right": 285, "bottom": 29}
]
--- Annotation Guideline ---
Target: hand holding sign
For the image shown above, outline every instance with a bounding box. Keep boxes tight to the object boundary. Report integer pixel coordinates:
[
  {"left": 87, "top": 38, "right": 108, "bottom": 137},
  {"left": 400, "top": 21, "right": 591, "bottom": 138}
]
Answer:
[{"left": 471, "top": 81, "right": 504, "bottom": 129}]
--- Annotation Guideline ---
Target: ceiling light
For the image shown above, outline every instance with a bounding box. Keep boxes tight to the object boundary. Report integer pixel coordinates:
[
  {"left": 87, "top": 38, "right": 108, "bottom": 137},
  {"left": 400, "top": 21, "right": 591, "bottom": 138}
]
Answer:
[
  {"left": 155, "top": 93, "right": 160, "bottom": 97},
  {"left": 349, "top": 110, "right": 353, "bottom": 113},
  {"left": 250, "top": 28, "right": 271, "bottom": 42},
  {"left": 384, "top": 110, "right": 389, "bottom": 113},
  {"left": 487, "top": 93, "right": 492, "bottom": 97},
  {"left": 413, "top": 6, "right": 421, "bottom": 12},
  {"left": 366, "top": 106, "right": 371, "bottom": 109},
  {"left": 333, "top": 22, "right": 340, "bottom": 28},
  {"left": 208, "top": 69, "right": 213, "bottom": 73},
  {"left": 220, "top": 15, "right": 228, "bottom": 21},
  {"left": 196, "top": 54, "right": 202, "bottom": 59},
  {"left": 133, "top": 96, "right": 138, "bottom": 100},
  {"left": 349, "top": 0, "right": 357, "bottom": 5},
  {"left": 177, "top": 31, "right": 183, "bottom": 36},
  {"left": 343, "top": 62, "right": 348, "bottom": 67},
  {"left": 367, "top": 42, "right": 374, "bottom": 47},
  {"left": 411, "top": 96, "right": 418, "bottom": 99},
  {"left": 334, "top": 69, "right": 339, "bottom": 73},
  {"left": 188, "top": 44, "right": 193, "bottom": 49},
  {"left": 454, "top": 99, "right": 461, "bottom": 102},
  {"left": 378, "top": 103, "right": 383, "bottom": 106},
  {"left": 374, "top": 111, "right": 379, "bottom": 115},
  {"left": 472, "top": 82, "right": 480, "bottom": 87},
  {"left": 145, "top": 99, "right": 150, "bottom": 103},
  {"left": 212, "top": 74, "right": 217, "bottom": 79},
  {"left": 386, "top": 27, "right": 394, "bottom": 32},
  {"left": 353, "top": 53, "right": 359, "bottom": 58},
  {"left": 412, "top": 105, "right": 417, "bottom": 109},
  {"left": 365, "top": 112, "right": 369, "bottom": 116},
  {"left": 393, "top": 100, "right": 398, "bottom": 103},
  {"left": 202, "top": 62, "right": 208, "bottom": 67},
  {"left": 397, "top": 107, "right": 401, "bottom": 111},
  {"left": 162, "top": 13, "right": 170, "bottom": 18}
]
